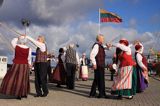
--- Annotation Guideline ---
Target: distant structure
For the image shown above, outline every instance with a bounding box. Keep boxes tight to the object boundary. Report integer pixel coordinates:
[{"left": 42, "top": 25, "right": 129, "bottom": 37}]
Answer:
[
  {"left": 0, "top": 56, "right": 7, "bottom": 78},
  {"left": 0, "top": 0, "right": 4, "bottom": 7}
]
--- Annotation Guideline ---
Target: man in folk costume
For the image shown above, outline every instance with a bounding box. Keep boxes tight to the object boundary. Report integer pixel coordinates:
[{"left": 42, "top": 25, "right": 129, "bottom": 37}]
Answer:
[
  {"left": 65, "top": 43, "right": 80, "bottom": 89},
  {"left": 135, "top": 42, "right": 148, "bottom": 93},
  {"left": 26, "top": 35, "right": 49, "bottom": 97},
  {"left": 0, "top": 35, "right": 32, "bottom": 100},
  {"left": 89, "top": 34, "right": 109, "bottom": 98},
  {"left": 110, "top": 38, "right": 136, "bottom": 99}
]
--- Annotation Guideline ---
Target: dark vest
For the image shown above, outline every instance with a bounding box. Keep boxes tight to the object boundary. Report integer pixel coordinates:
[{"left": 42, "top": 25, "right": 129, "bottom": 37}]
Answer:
[
  {"left": 13, "top": 46, "right": 29, "bottom": 64},
  {"left": 93, "top": 43, "right": 105, "bottom": 67},
  {"left": 65, "top": 47, "right": 77, "bottom": 64},
  {"left": 58, "top": 54, "right": 63, "bottom": 64},
  {"left": 35, "top": 47, "right": 47, "bottom": 63}
]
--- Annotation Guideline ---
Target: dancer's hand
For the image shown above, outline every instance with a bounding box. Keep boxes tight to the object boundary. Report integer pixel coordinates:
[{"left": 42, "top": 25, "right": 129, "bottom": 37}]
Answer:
[
  {"left": 133, "top": 40, "right": 140, "bottom": 45},
  {"left": 18, "top": 35, "right": 26, "bottom": 40},
  {"left": 29, "top": 64, "right": 32, "bottom": 69},
  {"left": 106, "top": 43, "right": 112, "bottom": 48},
  {"left": 92, "top": 65, "right": 97, "bottom": 70}
]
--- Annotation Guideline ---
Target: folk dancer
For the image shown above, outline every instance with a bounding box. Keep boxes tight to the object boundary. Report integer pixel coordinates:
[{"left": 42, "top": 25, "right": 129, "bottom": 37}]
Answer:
[
  {"left": 0, "top": 35, "right": 31, "bottom": 100},
  {"left": 109, "top": 38, "right": 136, "bottom": 99},
  {"left": 89, "top": 34, "right": 109, "bottom": 98},
  {"left": 135, "top": 42, "right": 148, "bottom": 93},
  {"left": 26, "top": 35, "right": 49, "bottom": 97}
]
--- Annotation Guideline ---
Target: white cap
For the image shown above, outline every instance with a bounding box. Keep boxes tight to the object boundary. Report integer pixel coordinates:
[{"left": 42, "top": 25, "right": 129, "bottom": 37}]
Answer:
[{"left": 18, "top": 36, "right": 27, "bottom": 44}]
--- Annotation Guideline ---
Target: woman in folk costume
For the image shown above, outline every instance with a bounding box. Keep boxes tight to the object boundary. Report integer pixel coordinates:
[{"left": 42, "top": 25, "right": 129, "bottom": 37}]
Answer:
[
  {"left": 0, "top": 35, "right": 32, "bottom": 100},
  {"left": 135, "top": 42, "right": 148, "bottom": 93},
  {"left": 109, "top": 38, "right": 136, "bottom": 99},
  {"left": 79, "top": 53, "right": 89, "bottom": 81},
  {"left": 51, "top": 48, "right": 66, "bottom": 87}
]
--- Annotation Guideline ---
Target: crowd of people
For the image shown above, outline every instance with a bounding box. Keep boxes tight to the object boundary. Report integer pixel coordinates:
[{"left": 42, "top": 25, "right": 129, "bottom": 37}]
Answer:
[{"left": 0, "top": 34, "right": 149, "bottom": 100}]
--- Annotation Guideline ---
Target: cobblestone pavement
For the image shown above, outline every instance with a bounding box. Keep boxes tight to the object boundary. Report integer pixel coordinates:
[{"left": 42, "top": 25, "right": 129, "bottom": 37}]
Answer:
[{"left": 0, "top": 69, "right": 160, "bottom": 106}]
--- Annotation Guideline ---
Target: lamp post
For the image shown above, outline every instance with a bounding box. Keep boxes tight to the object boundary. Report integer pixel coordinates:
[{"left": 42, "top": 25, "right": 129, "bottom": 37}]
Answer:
[
  {"left": 21, "top": 18, "right": 30, "bottom": 35},
  {"left": 0, "top": 0, "right": 4, "bottom": 7}
]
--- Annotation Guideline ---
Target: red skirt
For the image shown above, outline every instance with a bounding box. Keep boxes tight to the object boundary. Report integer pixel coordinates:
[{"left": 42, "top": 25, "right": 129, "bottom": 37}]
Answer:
[
  {"left": 0, "top": 64, "right": 30, "bottom": 97},
  {"left": 51, "top": 63, "right": 66, "bottom": 85}
]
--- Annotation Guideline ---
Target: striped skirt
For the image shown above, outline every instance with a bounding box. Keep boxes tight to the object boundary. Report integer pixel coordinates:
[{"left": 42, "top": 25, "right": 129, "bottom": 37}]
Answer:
[
  {"left": 111, "top": 66, "right": 137, "bottom": 96},
  {"left": 112, "top": 66, "right": 133, "bottom": 90},
  {"left": 0, "top": 64, "right": 30, "bottom": 97}
]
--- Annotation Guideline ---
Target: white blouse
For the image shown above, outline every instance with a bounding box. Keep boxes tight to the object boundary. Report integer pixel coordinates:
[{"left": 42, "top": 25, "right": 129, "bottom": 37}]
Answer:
[
  {"left": 113, "top": 43, "right": 132, "bottom": 55},
  {"left": 136, "top": 43, "right": 146, "bottom": 70},
  {"left": 26, "top": 36, "right": 46, "bottom": 52},
  {"left": 136, "top": 52, "right": 147, "bottom": 70},
  {"left": 11, "top": 38, "right": 32, "bottom": 65}
]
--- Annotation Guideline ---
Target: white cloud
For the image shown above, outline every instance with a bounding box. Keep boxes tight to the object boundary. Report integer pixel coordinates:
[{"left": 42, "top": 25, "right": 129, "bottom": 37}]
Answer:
[
  {"left": 1, "top": 22, "right": 160, "bottom": 63},
  {"left": 150, "top": 13, "right": 160, "bottom": 25},
  {"left": 0, "top": 0, "right": 159, "bottom": 63},
  {"left": 129, "top": 18, "right": 137, "bottom": 28},
  {"left": 0, "top": 0, "right": 102, "bottom": 26}
]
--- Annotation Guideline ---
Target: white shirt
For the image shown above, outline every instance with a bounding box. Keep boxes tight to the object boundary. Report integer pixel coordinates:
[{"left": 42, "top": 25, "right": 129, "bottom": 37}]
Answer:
[
  {"left": 90, "top": 44, "right": 99, "bottom": 66},
  {"left": 113, "top": 43, "right": 132, "bottom": 55},
  {"left": 11, "top": 38, "right": 32, "bottom": 65},
  {"left": 90, "top": 43, "right": 107, "bottom": 66},
  {"left": 26, "top": 36, "right": 46, "bottom": 52}
]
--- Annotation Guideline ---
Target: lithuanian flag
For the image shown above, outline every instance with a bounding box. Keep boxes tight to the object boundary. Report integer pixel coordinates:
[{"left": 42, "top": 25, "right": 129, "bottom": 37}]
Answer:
[{"left": 100, "top": 9, "right": 122, "bottom": 23}]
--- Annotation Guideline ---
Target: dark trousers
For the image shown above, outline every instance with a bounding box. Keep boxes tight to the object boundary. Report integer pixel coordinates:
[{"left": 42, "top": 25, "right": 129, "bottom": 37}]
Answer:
[
  {"left": 66, "top": 63, "right": 76, "bottom": 89},
  {"left": 110, "top": 70, "right": 115, "bottom": 81},
  {"left": 47, "top": 61, "right": 52, "bottom": 81},
  {"left": 90, "top": 67, "right": 106, "bottom": 97},
  {"left": 34, "top": 62, "right": 48, "bottom": 95}
]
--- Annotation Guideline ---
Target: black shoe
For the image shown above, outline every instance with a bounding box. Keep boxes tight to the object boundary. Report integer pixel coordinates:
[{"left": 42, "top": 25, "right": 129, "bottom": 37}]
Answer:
[
  {"left": 34, "top": 94, "right": 42, "bottom": 97},
  {"left": 22, "top": 96, "right": 27, "bottom": 98},
  {"left": 56, "top": 84, "right": 62, "bottom": 88},
  {"left": 104, "top": 95, "right": 109, "bottom": 99},
  {"left": 116, "top": 95, "right": 122, "bottom": 100},
  {"left": 89, "top": 95, "right": 96, "bottom": 98},
  {"left": 42, "top": 92, "right": 48, "bottom": 97},
  {"left": 97, "top": 93, "right": 108, "bottom": 99},
  {"left": 16, "top": 96, "right": 21, "bottom": 100},
  {"left": 97, "top": 95, "right": 106, "bottom": 99}
]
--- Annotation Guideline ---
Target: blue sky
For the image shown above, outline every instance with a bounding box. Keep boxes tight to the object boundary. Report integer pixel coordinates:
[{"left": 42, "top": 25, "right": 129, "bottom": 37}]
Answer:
[
  {"left": 104, "top": 0, "right": 160, "bottom": 32},
  {"left": 86, "top": 0, "right": 160, "bottom": 33}
]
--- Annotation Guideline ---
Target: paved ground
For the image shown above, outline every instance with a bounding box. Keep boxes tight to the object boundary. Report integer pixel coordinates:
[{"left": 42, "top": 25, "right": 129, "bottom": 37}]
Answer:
[{"left": 0, "top": 69, "right": 160, "bottom": 106}]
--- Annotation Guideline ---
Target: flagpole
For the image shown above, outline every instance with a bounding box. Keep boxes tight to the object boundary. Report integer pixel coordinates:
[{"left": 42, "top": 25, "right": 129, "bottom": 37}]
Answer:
[{"left": 99, "top": 8, "right": 101, "bottom": 34}]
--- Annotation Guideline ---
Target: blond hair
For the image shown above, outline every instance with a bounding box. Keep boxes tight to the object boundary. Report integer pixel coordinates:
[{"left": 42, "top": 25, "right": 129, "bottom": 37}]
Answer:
[{"left": 38, "top": 35, "right": 45, "bottom": 43}]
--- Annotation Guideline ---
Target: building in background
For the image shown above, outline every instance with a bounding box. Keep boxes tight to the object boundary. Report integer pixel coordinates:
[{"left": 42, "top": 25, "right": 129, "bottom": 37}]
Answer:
[{"left": 0, "top": 56, "right": 7, "bottom": 79}]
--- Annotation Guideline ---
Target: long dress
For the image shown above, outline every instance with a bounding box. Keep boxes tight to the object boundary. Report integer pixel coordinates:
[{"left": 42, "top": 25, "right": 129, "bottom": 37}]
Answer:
[
  {"left": 51, "top": 54, "right": 66, "bottom": 85},
  {"left": 79, "top": 58, "right": 88, "bottom": 80},
  {"left": 111, "top": 50, "right": 136, "bottom": 96},
  {"left": 0, "top": 46, "right": 30, "bottom": 97},
  {"left": 135, "top": 52, "right": 148, "bottom": 92}
]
